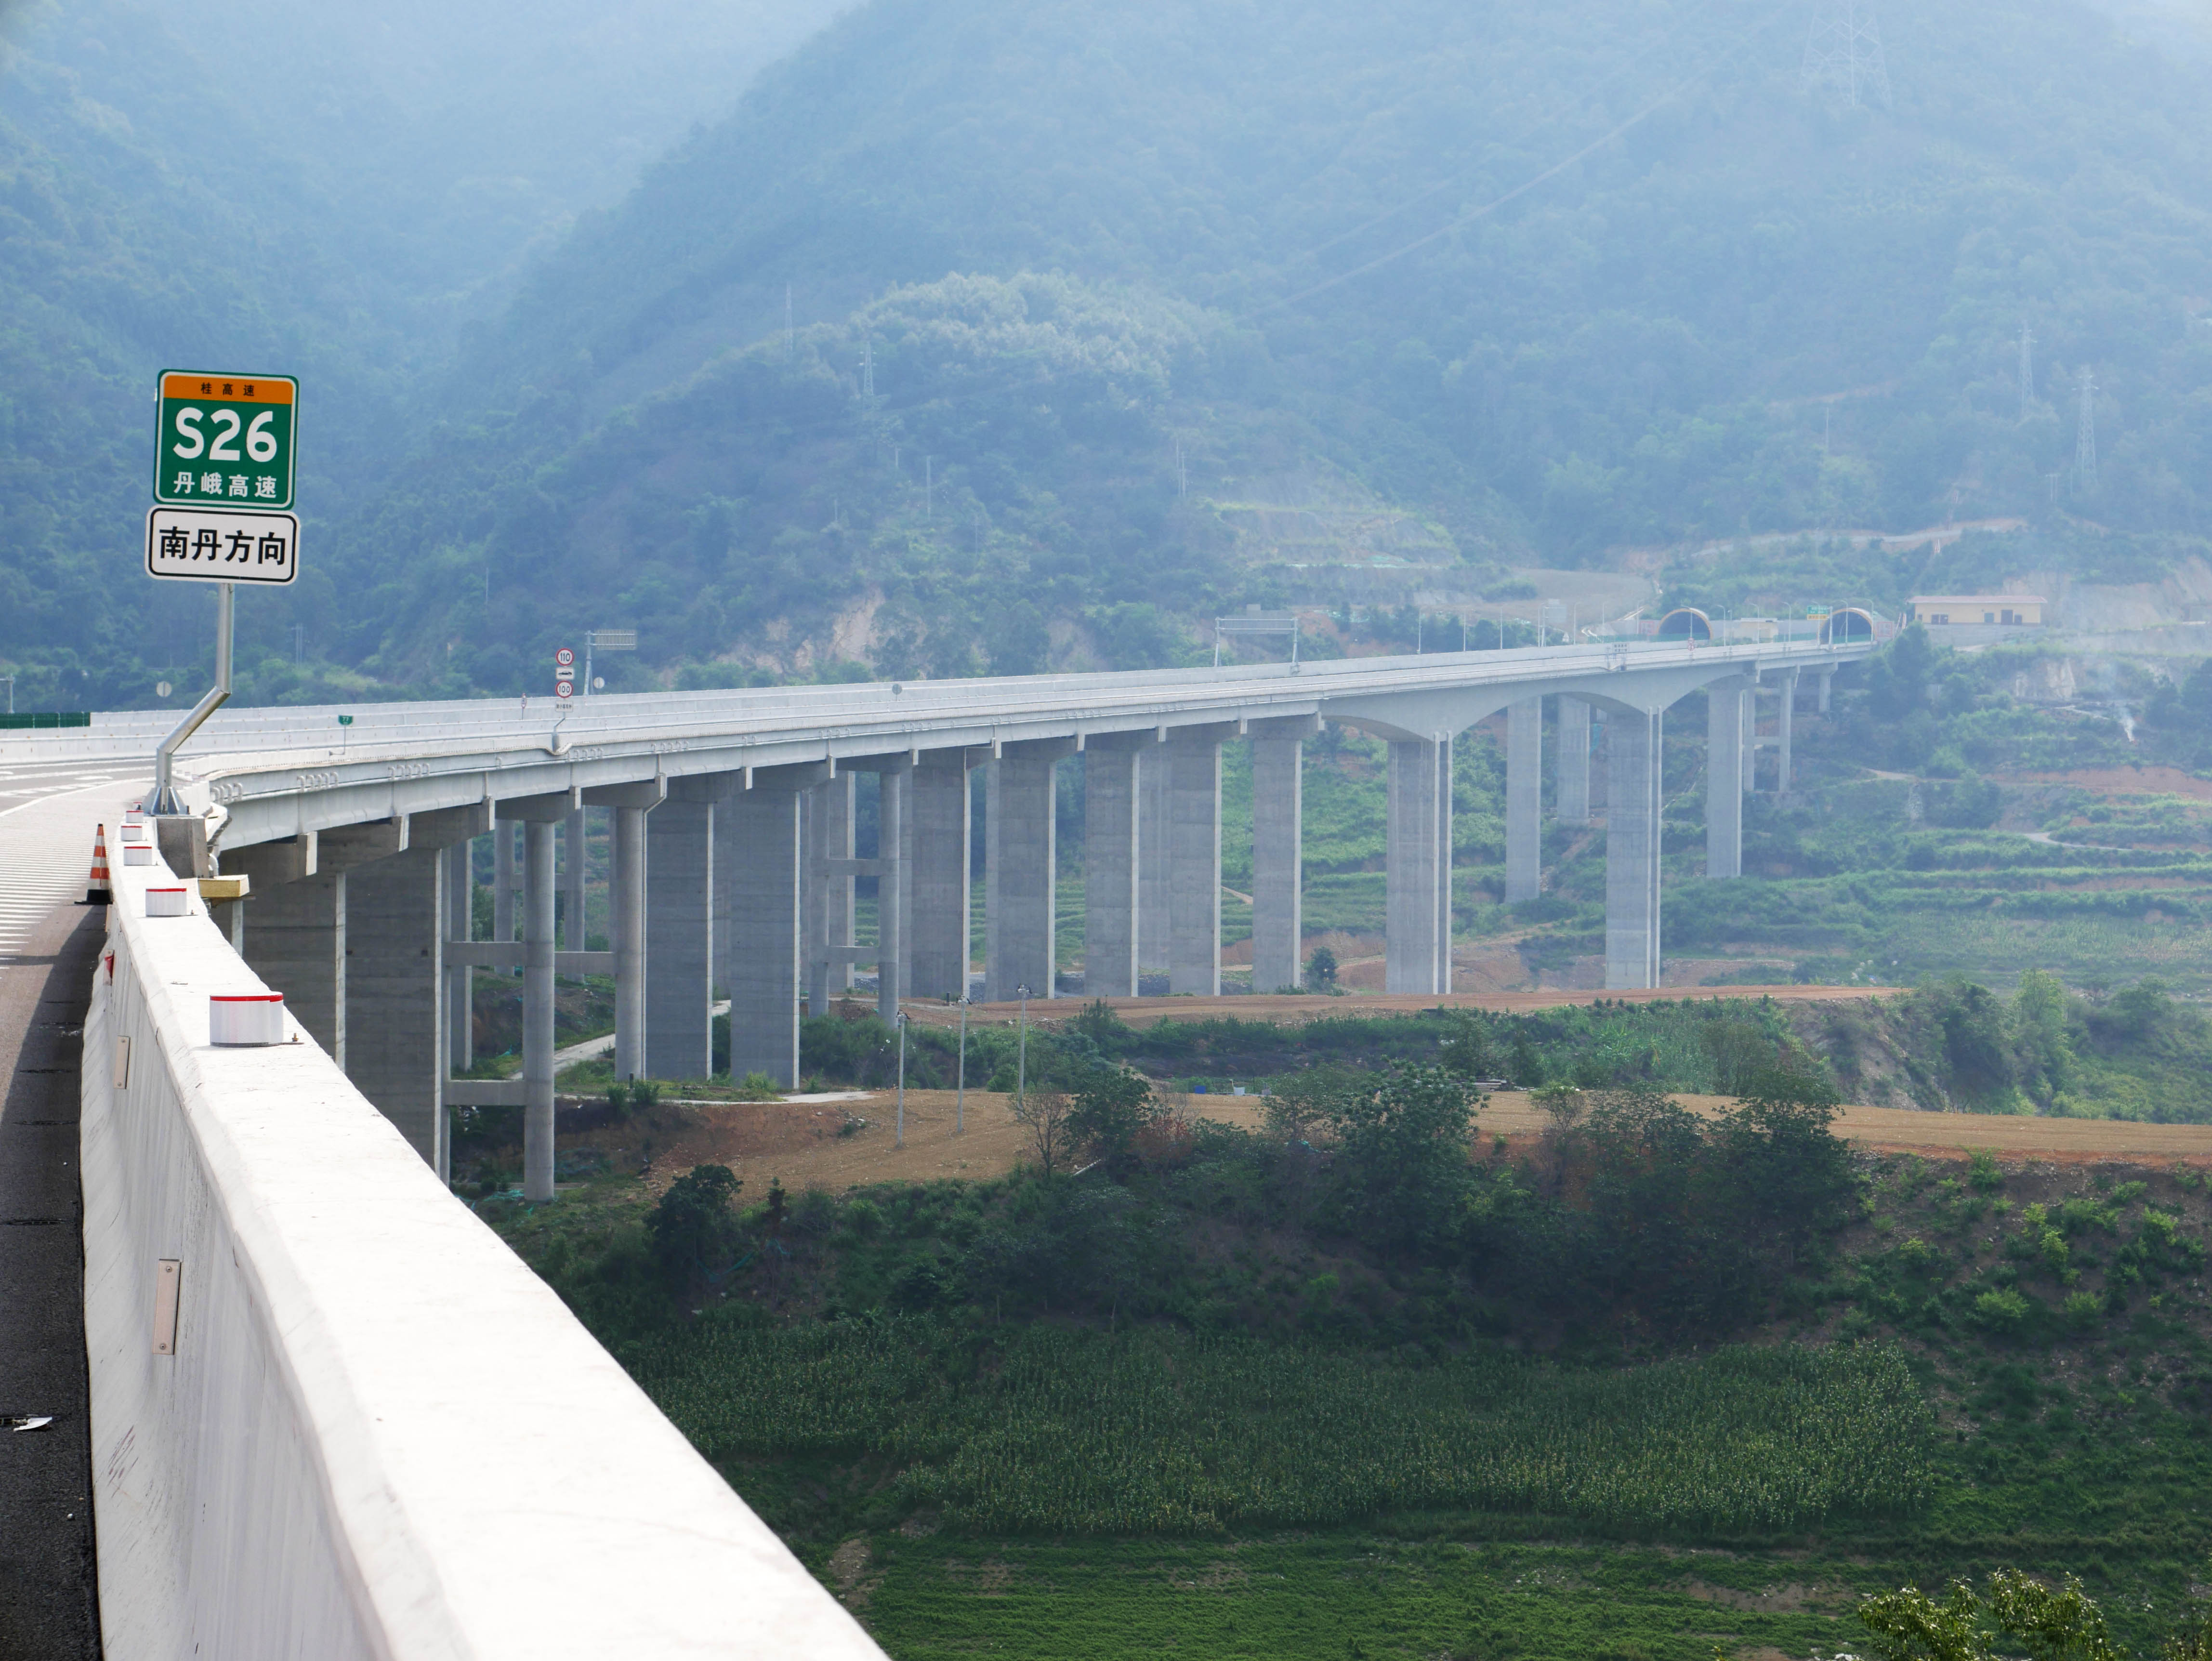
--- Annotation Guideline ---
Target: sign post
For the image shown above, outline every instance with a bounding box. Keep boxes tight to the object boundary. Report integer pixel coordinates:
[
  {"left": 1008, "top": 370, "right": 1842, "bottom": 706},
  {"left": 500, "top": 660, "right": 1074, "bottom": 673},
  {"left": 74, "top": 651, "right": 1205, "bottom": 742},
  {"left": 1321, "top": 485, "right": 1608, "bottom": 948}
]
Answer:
[
  {"left": 146, "top": 370, "right": 300, "bottom": 815},
  {"left": 582, "top": 628, "right": 636, "bottom": 698},
  {"left": 554, "top": 647, "right": 576, "bottom": 700}
]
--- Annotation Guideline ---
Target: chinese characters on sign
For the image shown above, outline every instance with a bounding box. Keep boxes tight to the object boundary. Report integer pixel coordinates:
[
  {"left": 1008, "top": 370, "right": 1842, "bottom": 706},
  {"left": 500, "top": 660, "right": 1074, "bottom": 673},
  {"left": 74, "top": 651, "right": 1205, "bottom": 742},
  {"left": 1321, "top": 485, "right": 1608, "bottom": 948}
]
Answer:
[
  {"left": 152, "top": 372, "right": 298, "bottom": 510},
  {"left": 145, "top": 509, "right": 300, "bottom": 585}
]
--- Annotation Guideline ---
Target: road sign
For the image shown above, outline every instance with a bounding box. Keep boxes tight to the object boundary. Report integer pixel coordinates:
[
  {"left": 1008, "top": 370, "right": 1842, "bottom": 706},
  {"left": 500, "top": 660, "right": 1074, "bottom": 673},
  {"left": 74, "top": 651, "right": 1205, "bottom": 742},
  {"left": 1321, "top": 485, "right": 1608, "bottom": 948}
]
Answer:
[
  {"left": 154, "top": 371, "right": 298, "bottom": 509},
  {"left": 555, "top": 647, "right": 576, "bottom": 666},
  {"left": 145, "top": 507, "right": 299, "bottom": 584},
  {"left": 554, "top": 647, "right": 576, "bottom": 699}
]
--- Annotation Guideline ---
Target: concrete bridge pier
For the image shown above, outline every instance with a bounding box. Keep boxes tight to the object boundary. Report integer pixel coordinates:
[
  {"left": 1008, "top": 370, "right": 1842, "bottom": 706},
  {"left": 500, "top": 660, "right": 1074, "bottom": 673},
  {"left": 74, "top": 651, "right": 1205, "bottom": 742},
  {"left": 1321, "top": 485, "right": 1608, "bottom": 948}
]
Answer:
[
  {"left": 718, "top": 773, "right": 806, "bottom": 1085},
  {"left": 804, "top": 772, "right": 855, "bottom": 1015},
  {"left": 1138, "top": 740, "right": 1172, "bottom": 985},
  {"left": 493, "top": 819, "right": 515, "bottom": 956},
  {"left": 906, "top": 751, "right": 972, "bottom": 1000},
  {"left": 1168, "top": 728, "right": 1228, "bottom": 996},
  {"left": 647, "top": 783, "right": 723, "bottom": 1082},
  {"left": 343, "top": 845, "right": 445, "bottom": 1171},
  {"left": 1556, "top": 696, "right": 1591, "bottom": 825},
  {"left": 593, "top": 791, "right": 657, "bottom": 1081},
  {"left": 986, "top": 742, "right": 1067, "bottom": 1001},
  {"left": 230, "top": 837, "right": 344, "bottom": 1062},
  {"left": 1385, "top": 735, "right": 1452, "bottom": 995},
  {"left": 564, "top": 808, "right": 588, "bottom": 949},
  {"left": 1082, "top": 739, "right": 1143, "bottom": 998},
  {"left": 1778, "top": 667, "right": 1800, "bottom": 795},
  {"left": 1605, "top": 710, "right": 1663, "bottom": 990},
  {"left": 869, "top": 763, "right": 907, "bottom": 1023},
  {"left": 1741, "top": 686, "right": 1758, "bottom": 792},
  {"left": 1707, "top": 677, "right": 1749, "bottom": 880},
  {"left": 445, "top": 837, "right": 473, "bottom": 1070},
  {"left": 1504, "top": 697, "right": 1543, "bottom": 903},
  {"left": 523, "top": 819, "right": 557, "bottom": 1201},
  {"left": 1248, "top": 718, "right": 1309, "bottom": 994}
]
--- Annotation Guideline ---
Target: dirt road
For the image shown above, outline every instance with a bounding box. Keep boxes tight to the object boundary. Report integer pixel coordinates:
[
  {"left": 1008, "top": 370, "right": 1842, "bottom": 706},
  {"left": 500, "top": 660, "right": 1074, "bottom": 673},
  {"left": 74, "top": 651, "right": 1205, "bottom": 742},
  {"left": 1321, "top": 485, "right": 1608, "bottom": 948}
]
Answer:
[
  {"left": 583, "top": 1084, "right": 2212, "bottom": 1200},
  {"left": 892, "top": 984, "right": 1899, "bottom": 1035}
]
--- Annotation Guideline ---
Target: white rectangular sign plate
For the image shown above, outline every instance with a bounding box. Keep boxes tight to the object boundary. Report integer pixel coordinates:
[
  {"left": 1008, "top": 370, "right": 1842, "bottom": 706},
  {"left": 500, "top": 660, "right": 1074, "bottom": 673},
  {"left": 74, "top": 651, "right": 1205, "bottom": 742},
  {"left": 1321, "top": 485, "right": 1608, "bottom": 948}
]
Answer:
[{"left": 146, "top": 507, "right": 300, "bottom": 584}]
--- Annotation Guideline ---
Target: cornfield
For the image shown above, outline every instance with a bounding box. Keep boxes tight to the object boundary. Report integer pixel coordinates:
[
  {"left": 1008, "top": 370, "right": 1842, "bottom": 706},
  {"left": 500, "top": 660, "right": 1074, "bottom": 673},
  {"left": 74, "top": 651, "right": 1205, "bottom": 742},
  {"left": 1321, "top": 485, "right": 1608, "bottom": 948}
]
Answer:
[{"left": 634, "top": 1324, "right": 1934, "bottom": 1535}]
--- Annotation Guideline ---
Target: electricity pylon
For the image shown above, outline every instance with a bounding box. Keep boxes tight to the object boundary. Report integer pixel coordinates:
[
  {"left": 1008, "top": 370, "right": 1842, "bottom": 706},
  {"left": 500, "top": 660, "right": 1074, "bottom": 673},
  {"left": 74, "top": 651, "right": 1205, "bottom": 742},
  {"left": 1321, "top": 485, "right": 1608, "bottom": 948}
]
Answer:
[
  {"left": 2075, "top": 368, "right": 2098, "bottom": 493},
  {"left": 1801, "top": 2, "right": 1892, "bottom": 109}
]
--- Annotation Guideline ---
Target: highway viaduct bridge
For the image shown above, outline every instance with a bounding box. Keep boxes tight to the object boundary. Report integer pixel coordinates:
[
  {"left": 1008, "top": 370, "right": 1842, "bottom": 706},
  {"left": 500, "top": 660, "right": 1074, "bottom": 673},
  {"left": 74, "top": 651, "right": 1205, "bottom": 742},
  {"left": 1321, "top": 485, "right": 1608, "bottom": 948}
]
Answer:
[
  {"left": 24, "top": 631, "right": 1872, "bottom": 1654},
  {"left": 145, "top": 633, "right": 1868, "bottom": 1204}
]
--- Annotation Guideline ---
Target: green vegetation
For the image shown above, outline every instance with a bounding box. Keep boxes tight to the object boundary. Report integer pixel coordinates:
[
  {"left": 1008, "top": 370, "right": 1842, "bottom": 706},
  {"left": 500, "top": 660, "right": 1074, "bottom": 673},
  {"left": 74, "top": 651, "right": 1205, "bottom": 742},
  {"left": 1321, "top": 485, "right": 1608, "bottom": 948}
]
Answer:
[
  {"left": 640, "top": 1326, "right": 1931, "bottom": 1535},
  {"left": 484, "top": 1049, "right": 2212, "bottom": 1656}
]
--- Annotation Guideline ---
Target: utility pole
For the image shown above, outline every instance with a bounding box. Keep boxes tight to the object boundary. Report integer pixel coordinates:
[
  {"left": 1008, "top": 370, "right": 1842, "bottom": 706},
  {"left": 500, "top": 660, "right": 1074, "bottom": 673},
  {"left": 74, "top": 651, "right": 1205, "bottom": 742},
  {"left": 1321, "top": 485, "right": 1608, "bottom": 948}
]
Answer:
[
  {"left": 1800, "top": 1, "right": 1892, "bottom": 108},
  {"left": 1015, "top": 986, "right": 1031, "bottom": 1112},
  {"left": 2017, "top": 319, "right": 2035, "bottom": 415},
  {"left": 861, "top": 337, "right": 875, "bottom": 397},
  {"left": 2076, "top": 367, "right": 2098, "bottom": 494}
]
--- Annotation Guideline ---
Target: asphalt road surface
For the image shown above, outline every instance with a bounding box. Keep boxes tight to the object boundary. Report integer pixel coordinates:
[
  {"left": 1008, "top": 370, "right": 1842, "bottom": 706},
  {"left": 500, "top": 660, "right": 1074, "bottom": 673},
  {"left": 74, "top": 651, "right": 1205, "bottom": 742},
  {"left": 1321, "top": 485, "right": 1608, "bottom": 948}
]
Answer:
[{"left": 0, "top": 751, "right": 144, "bottom": 1657}]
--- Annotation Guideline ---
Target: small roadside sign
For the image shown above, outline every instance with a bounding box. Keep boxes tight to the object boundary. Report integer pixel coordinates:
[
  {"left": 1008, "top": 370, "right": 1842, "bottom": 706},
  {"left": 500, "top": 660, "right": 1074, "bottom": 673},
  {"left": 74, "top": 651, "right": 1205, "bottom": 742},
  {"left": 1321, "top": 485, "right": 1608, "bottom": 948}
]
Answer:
[
  {"left": 153, "top": 371, "right": 298, "bottom": 510},
  {"left": 554, "top": 646, "right": 576, "bottom": 699},
  {"left": 146, "top": 507, "right": 299, "bottom": 584}
]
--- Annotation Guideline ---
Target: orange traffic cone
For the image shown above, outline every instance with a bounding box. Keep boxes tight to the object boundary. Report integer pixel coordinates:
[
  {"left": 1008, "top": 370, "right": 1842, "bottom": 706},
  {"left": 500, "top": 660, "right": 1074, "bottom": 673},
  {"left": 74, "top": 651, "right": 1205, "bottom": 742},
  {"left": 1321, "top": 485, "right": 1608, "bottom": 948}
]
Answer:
[{"left": 85, "top": 824, "right": 112, "bottom": 906}]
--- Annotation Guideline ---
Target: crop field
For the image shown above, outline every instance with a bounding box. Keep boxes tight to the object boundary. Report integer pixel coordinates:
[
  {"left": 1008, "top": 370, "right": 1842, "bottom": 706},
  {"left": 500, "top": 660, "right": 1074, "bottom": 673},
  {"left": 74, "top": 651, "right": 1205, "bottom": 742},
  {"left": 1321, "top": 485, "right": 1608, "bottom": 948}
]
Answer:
[{"left": 635, "top": 1328, "right": 1931, "bottom": 1536}]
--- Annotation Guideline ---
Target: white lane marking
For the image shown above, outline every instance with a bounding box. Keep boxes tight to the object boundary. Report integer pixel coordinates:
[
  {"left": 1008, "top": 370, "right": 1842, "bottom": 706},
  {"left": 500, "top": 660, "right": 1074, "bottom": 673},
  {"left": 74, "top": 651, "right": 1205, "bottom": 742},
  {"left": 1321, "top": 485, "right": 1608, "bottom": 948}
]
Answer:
[{"left": 0, "top": 776, "right": 139, "bottom": 960}]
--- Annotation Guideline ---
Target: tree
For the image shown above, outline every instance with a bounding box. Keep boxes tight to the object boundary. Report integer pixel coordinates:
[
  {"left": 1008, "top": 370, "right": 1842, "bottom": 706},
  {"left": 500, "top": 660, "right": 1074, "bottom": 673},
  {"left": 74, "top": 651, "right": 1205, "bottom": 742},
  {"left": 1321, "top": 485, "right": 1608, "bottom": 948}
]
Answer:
[
  {"left": 1715, "top": 1069, "right": 1855, "bottom": 1266},
  {"left": 1437, "top": 1012, "right": 1494, "bottom": 1080},
  {"left": 647, "top": 1163, "right": 742, "bottom": 1286},
  {"left": 1014, "top": 1090, "right": 1079, "bottom": 1179},
  {"left": 1066, "top": 1064, "right": 1157, "bottom": 1164},
  {"left": 1305, "top": 946, "right": 1338, "bottom": 991},
  {"left": 1322, "top": 1066, "right": 1477, "bottom": 1251},
  {"left": 1856, "top": 1570, "right": 2121, "bottom": 1661},
  {"left": 2011, "top": 969, "right": 2074, "bottom": 1104}
]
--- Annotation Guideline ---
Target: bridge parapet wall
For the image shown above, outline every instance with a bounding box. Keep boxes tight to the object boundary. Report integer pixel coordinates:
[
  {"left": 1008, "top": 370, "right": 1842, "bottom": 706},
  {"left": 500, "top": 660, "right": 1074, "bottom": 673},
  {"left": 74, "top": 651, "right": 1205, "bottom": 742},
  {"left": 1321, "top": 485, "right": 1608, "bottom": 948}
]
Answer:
[{"left": 82, "top": 851, "right": 884, "bottom": 1659}]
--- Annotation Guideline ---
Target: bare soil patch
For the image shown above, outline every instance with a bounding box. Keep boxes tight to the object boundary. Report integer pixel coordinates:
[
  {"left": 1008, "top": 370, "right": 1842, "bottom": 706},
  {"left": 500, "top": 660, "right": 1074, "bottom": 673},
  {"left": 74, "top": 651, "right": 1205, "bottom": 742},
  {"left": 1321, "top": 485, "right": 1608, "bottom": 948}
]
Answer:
[
  {"left": 1995, "top": 765, "right": 2212, "bottom": 799},
  {"left": 898, "top": 985, "right": 1897, "bottom": 1035},
  {"left": 576, "top": 1080, "right": 2212, "bottom": 1198}
]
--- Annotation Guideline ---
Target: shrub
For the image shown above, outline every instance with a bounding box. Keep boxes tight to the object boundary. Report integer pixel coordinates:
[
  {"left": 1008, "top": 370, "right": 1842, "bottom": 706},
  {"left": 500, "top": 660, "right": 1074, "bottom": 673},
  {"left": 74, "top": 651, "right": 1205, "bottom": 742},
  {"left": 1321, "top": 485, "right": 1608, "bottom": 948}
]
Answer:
[
  {"left": 1974, "top": 1287, "right": 2032, "bottom": 1331},
  {"left": 730, "top": 1070, "right": 784, "bottom": 1101},
  {"left": 647, "top": 1164, "right": 743, "bottom": 1286}
]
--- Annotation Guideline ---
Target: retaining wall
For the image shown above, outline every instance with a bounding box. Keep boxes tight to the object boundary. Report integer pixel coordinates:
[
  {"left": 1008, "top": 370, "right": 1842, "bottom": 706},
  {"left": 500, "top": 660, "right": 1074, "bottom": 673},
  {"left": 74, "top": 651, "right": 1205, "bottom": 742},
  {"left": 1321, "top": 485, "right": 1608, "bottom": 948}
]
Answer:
[{"left": 83, "top": 851, "right": 883, "bottom": 1659}]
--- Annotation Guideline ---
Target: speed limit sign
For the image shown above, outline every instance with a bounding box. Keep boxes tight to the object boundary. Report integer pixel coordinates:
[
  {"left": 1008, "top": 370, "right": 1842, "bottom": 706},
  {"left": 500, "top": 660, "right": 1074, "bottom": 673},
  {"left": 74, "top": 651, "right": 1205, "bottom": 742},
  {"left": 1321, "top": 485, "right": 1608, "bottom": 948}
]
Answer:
[
  {"left": 555, "top": 647, "right": 576, "bottom": 666},
  {"left": 554, "top": 646, "right": 577, "bottom": 699}
]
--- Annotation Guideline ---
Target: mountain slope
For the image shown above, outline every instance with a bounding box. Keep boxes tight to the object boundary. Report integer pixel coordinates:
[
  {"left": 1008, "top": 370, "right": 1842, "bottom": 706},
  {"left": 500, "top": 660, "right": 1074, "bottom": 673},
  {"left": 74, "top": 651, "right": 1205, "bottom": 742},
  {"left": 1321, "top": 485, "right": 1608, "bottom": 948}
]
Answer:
[{"left": 327, "top": 0, "right": 2212, "bottom": 691}]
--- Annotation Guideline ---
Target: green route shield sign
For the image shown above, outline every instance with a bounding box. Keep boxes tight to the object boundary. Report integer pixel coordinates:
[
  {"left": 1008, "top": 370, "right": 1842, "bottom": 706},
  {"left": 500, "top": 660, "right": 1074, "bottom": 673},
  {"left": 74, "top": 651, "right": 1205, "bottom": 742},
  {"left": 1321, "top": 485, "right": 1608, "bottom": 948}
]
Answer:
[{"left": 152, "top": 370, "right": 298, "bottom": 510}]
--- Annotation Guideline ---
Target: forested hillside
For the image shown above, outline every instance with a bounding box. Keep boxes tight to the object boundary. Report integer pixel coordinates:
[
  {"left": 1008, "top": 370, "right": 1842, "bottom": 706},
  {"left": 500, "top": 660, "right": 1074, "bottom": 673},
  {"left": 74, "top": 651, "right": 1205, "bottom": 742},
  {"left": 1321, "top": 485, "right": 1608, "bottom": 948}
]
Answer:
[
  {"left": 329, "top": 0, "right": 2212, "bottom": 696},
  {"left": 10, "top": 0, "right": 2212, "bottom": 702},
  {"left": 0, "top": 0, "right": 841, "bottom": 705}
]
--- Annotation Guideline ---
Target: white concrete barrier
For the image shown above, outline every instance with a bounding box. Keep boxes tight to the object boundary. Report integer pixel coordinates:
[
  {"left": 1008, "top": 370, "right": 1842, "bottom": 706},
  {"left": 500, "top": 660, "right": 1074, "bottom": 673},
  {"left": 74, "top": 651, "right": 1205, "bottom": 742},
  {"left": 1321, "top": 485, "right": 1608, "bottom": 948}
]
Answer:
[{"left": 83, "top": 852, "right": 885, "bottom": 1659}]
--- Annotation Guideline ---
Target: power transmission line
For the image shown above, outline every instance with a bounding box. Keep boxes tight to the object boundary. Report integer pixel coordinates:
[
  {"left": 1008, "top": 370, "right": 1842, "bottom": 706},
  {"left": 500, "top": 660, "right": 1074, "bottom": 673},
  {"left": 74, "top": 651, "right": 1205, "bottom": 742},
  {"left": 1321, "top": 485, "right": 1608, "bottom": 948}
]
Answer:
[
  {"left": 1206, "top": 0, "right": 1723, "bottom": 307},
  {"left": 1241, "top": 1, "right": 1796, "bottom": 323},
  {"left": 1799, "top": 1, "right": 1891, "bottom": 109}
]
